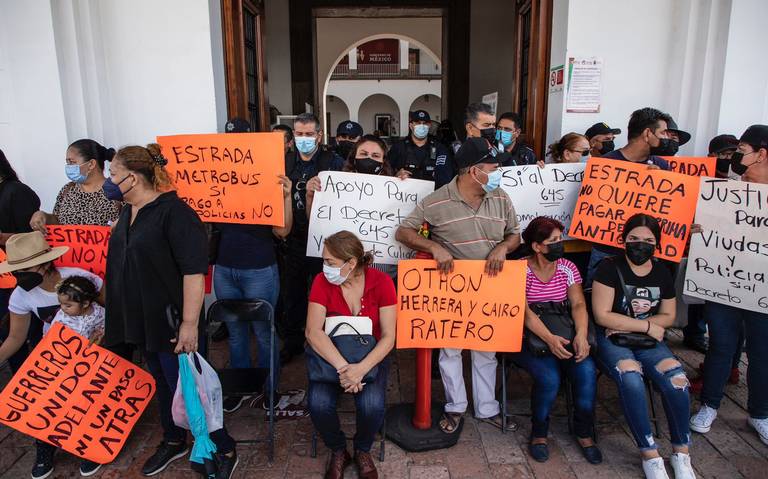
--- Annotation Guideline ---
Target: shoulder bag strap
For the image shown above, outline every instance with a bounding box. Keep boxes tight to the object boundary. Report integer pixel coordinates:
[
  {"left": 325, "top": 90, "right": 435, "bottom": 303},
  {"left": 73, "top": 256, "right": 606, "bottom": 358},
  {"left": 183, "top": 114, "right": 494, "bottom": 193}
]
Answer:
[{"left": 612, "top": 259, "right": 636, "bottom": 318}]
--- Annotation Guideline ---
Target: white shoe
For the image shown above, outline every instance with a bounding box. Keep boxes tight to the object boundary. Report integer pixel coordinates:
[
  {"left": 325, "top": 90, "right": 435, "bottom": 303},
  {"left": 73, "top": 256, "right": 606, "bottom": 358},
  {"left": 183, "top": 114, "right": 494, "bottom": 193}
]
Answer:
[
  {"left": 642, "top": 457, "right": 670, "bottom": 479},
  {"left": 689, "top": 405, "right": 717, "bottom": 433},
  {"left": 670, "top": 453, "right": 696, "bottom": 479},
  {"left": 748, "top": 416, "right": 768, "bottom": 445}
]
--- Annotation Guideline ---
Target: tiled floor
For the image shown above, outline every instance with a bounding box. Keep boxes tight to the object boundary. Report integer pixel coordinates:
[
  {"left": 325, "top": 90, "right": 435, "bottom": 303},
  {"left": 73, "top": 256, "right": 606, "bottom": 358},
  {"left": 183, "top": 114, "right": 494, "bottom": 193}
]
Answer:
[{"left": 1, "top": 329, "right": 766, "bottom": 478}]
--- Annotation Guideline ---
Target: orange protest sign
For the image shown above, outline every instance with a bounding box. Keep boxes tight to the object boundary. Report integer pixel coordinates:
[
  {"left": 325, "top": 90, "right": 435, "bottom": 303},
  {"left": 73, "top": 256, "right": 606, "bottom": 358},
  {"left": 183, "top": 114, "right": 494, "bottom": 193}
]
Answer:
[
  {"left": 0, "top": 323, "right": 155, "bottom": 464},
  {"left": 661, "top": 156, "right": 717, "bottom": 177},
  {"left": 0, "top": 249, "right": 16, "bottom": 288},
  {"left": 158, "top": 132, "right": 285, "bottom": 226},
  {"left": 569, "top": 158, "right": 700, "bottom": 262},
  {"left": 396, "top": 259, "right": 526, "bottom": 352},
  {"left": 46, "top": 225, "right": 110, "bottom": 278}
]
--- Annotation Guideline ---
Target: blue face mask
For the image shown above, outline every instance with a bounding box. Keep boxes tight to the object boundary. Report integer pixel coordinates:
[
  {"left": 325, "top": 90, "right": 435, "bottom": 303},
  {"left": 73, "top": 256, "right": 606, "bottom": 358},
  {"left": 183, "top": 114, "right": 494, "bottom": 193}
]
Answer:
[
  {"left": 102, "top": 174, "right": 132, "bottom": 201},
  {"left": 475, "top": 167, "right": 502, "bottom": 193},
  {"left": 413, "top": 124, "right": 429, "bottom": 139},
  {"left": 295, "top": 136, "right": 317, "bottom": 155},
  {"left": 495, "top": 129, "right": 514, "bottom": 147},
  {"left": 65, "top": 164, "right": 88, "bottom": 184}
]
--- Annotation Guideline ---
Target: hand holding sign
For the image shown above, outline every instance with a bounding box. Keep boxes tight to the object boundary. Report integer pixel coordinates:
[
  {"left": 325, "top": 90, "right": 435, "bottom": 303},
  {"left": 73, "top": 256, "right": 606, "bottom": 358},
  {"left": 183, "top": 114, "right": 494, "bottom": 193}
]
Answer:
[
  {"left": 569, "top": 158, "right": 700, "bottom": 262},
  {"left": 158, "top": 132, "right": 285, "bottom": 226},
  {"left": 396, "top": 259, "right": 526, "bottom": 352}
]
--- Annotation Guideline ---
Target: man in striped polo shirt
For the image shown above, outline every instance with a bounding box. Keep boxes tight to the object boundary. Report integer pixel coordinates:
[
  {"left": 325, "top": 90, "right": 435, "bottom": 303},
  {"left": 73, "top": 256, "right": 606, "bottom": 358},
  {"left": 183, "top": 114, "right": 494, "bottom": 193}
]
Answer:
[{"left": 396, "top": 137, "right": 522, "bottom": 433}]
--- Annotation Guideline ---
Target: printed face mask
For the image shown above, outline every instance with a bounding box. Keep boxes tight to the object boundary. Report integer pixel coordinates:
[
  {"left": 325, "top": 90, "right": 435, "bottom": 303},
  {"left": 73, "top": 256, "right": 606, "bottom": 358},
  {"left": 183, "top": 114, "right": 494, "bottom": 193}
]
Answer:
[
  {"left": 625, "top": 241, "right": 656, "bottom": 266},
  {"left": 295, "top": 136, "right": 318, "bottom": 155},
  {"left": 323, "top": 261, "right": 350, "bottom": 286}
]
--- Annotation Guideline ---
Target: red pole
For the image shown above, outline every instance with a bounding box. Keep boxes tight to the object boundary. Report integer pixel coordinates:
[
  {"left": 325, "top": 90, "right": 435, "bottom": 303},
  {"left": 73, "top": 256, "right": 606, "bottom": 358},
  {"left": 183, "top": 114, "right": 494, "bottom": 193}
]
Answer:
[{"left": 412, "top": 348, "right": 432, "bottom": 429}]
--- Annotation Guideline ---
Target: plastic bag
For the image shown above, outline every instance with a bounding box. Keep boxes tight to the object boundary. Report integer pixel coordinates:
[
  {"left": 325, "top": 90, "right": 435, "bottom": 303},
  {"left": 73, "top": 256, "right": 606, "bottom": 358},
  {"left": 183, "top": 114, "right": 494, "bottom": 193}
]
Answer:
[{"left": 172, "top": 352, "right": 224, "bottom": 433}]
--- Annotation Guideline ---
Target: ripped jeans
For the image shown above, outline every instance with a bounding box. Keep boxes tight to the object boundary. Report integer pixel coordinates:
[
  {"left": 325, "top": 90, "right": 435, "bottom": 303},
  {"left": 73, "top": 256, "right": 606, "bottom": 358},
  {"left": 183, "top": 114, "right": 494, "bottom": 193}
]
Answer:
[{"left": 596, "top": 332, "right": 691, "bottom": 450}]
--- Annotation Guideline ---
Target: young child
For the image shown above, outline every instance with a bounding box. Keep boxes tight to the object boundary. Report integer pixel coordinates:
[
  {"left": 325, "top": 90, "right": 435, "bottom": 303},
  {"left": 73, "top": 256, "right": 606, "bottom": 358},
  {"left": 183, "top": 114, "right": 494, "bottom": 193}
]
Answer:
[{"left": 52, "top": 275, "right": 105, "bottom": 343}]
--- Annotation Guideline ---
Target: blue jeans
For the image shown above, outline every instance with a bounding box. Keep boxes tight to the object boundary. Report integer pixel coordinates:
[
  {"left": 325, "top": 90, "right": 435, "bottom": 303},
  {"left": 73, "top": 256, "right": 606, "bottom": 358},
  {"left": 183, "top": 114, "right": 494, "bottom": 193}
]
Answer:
[
  {"left": 514, "top": 349, "right": 597, "bottom": 439},
  {"left": 701, "top": 302, "right": 768, "bottom": 418},
  {"left": 214, "top": 264, "right": 280, "bottom": 394},
  {"left": 308, "top": 360, "right": 389, "bottom": 452},
  {"left": 596, "top": 333, "right": 691, "bottom": 450}
]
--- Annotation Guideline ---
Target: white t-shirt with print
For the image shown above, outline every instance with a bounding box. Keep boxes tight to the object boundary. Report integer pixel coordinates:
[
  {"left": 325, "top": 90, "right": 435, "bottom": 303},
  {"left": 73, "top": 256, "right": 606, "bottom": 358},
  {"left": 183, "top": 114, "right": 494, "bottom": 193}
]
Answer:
[{"left": 8, "top": 267, "right": 103, "bottom": 334}]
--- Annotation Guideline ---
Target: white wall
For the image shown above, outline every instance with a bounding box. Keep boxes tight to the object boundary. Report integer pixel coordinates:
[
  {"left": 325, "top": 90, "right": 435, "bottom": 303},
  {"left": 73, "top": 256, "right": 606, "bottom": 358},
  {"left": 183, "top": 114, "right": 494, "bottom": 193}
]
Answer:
[
  {"left": 468, "top": 0, "right": 516, "bottom": 112},
  {"left": 409, "top": 94, "right": 442, "bottom": 123},
  {"left": 264, "top": 0, "right": 293, "bottom": 117},
  {"left": 419, "top": 49, "right": 441, "bottom": 75},
  {"left": 357, "top": 94, "right": 400, "bottom": 136},
  {"left": 326, "top": 95, "right": 351, "bottom": 130}
]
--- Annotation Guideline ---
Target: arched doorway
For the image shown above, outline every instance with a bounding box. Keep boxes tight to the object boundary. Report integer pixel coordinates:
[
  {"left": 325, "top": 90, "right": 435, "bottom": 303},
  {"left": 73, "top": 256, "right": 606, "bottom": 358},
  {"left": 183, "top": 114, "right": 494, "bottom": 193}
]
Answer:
[
  {"left": 325, "top": 95, "right": 350, "bottom": 134},
  {"left": 408, "top": 94, "right": 442, "bottom": 123},
  {"left": 357, "top": 94, "right": 400, "bottom": 138}
]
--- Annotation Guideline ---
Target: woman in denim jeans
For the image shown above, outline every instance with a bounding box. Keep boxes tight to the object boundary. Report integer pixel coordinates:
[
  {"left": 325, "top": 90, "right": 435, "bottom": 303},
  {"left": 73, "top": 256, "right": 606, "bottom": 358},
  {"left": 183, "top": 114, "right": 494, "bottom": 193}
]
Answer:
[
  {"left": 592, "top": 214, "right": 695, "bottom": 479},
  {"left": 514, "top": 217, "right": 602, "bottom": 465},
  {"left": 213, "top": 172, "right": 293, "bottom": 413},
  {"left": 305, "top": 231, "right": 396, "bottom": 479}
]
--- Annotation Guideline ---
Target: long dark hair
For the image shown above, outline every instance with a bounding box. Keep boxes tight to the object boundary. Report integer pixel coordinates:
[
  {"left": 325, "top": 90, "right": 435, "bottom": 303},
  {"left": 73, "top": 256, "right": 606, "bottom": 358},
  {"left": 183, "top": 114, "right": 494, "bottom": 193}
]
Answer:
[
  {"left": 342, "top": 135, "right": 394, "bottom": 176},
  {"left": 0, "top": 149, "right": 19, "bottom": 182}
]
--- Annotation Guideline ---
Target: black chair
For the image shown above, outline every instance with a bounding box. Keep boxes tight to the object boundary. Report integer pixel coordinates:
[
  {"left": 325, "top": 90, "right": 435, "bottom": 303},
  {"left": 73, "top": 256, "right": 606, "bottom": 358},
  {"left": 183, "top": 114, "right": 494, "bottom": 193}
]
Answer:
[
  {"left": 310, "top": 416, "right": 386, "bottom": 462},
  {"left": 206, "top": 299, "right": 276, "bottom": 461}
]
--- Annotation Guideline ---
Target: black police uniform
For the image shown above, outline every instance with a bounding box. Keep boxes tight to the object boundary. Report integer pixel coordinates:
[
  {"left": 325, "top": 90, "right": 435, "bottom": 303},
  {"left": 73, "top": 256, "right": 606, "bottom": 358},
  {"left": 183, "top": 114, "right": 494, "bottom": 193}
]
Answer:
[
  {"left": 499, "top": 141, "right": 537, "bottom": 166},
  {"left": 279, "top": 147, "right": 343, "bottom": 354},
  {"left": 387, "top": 135, "right": 454, "bottom": 188}
]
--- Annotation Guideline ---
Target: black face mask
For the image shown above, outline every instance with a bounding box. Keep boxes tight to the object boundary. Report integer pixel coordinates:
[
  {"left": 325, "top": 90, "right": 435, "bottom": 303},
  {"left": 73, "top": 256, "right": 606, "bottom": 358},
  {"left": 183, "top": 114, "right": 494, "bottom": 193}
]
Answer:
[
  {"left": 730, "top": 152, "right": 751, "bottom": 176},
  {"left": 542, "top": 242, "right": 564, "bottom": 262},
  {"left": 599, "top": 140, "right": 615, "bottom": 156},
  {"left": 335, "top": 141, "right": 355, "bottom": 160},
  {"left": 479, "top": 127, "right": 497, "bottom": 143},
  {"left": 650, "top": 138, "right": 679, "bottom": 157},
  {"left": 12, "top": 271, "right": 43, "bottom": 291},
  {"left": 625, "top": 242, "right": 656, "bottom": 266},
  {"left": 355, "top": 158, "right": 383, "bottom": 175},
  {"left": 716, "top": 157, "right": 731, "bottom": 176}
]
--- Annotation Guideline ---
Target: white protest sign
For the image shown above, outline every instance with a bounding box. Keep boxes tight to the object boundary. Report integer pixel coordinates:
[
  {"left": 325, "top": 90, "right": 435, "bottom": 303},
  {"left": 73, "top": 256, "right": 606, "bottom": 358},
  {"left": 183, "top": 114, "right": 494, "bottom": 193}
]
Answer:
[
  {"left": 684, "top": 178, "right": 768, "bottom": 313},
  {"left": 499, "top": 163, "right": 585, "bottom": 238},
  {"left": 307, "top": 171, "right": 435, "bottom": 265}
]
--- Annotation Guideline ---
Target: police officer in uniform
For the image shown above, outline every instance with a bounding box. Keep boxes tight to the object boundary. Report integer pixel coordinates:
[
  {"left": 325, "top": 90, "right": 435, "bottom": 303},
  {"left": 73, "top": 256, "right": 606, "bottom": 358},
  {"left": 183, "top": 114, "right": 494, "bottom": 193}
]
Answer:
[
  {"left": 280, "top": 113, "right": 343, "bottom": 363},
  {"left": 388, "top": 110, "right": 453, "bottom": 188},
  {"left": 333, "top": 120, "right": 363, "bottom": 161},
  {"left": 495, "top": 111, "right": 537, "bottom": 166}
]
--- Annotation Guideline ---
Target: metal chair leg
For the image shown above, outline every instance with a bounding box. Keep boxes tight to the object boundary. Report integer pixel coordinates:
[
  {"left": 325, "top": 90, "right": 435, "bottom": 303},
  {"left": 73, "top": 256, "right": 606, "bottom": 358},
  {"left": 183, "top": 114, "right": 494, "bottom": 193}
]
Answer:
[
  {"left": 501, "top": 354, "right": 508, "bottom": 434},
  {"left": 379, "top": 417, "right": 386, "bottom": 461},
  {"left": 311, "top": 431, "right": 318, "bottom": 458},
  {"left": 564, "top": 375, "right": 574, "bottom": 436}
]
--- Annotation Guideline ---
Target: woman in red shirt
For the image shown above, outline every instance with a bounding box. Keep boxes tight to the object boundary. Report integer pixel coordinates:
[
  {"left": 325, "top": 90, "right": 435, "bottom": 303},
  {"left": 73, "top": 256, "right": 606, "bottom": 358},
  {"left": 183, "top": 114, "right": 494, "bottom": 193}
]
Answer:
[{"left": 305, "top": 231, "right": 396, "bottom": 479}]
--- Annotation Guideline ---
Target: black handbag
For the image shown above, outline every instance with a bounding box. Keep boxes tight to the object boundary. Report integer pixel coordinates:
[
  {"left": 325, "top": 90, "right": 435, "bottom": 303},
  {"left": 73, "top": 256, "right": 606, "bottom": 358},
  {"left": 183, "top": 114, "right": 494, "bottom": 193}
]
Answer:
[
  {"left": 306, "top": 321, "right": 379, "bottom": 384},
  {"left": 607, "top": 260, "right": 658, "bottom": 349},
  {"left": 525, "top": 301, "right": 597, "bottom": 357}
]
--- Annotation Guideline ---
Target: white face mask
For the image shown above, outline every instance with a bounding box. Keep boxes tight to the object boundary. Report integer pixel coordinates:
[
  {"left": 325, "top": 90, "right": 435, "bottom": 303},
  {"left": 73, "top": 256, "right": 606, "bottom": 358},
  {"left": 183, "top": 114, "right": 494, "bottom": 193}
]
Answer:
[{"left": 323, "top": 261, "right": 350, "bottom": 285}]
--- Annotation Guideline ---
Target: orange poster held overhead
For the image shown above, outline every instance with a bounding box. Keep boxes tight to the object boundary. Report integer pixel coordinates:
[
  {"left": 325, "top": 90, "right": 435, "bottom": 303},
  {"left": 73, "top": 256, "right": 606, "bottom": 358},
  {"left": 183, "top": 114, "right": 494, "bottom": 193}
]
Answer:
[
  {"left": 396, "top": 259, "right": 526, "bottom": 353},
  {"left": 158, "top": 132, "right": 285, "bottom": 226},
  {"left": 0, "top": 249, "right": 16, "bottom": 288},
  {"left": 0, "top": 323, "right": 155, "bottom": 464},
  {"left": 47, "top": 225, "right": 110, "bottom": 278},
  {"left": 568, "top": 158, "right": 700, "bottom": 262},
  {"left": 661, "top": 156, "right": 717, "bottom": 177}
]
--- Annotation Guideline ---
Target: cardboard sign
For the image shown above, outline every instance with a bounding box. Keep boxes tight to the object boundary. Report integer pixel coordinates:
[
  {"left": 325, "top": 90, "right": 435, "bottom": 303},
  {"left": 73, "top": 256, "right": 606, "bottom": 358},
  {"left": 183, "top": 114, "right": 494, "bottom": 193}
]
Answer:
[
  {"left": 307, "top": 171, "right": 435, "bottom": 265},
  {"left": 158, "top": 132, "right": 285, "bottom": 226},
  {"left": 46, "top": 225, "right": 110, "bottom": 278},
  {"left": 684, "top": 178, "right": 768, "bottom": 313},
  {"left": 0, "top": 323, "right": 155, "bottom": 464},
  {"left": 396, "top": 259, "right": 526, "bottom": 352},
  {"left": 661, "top": 156, "right": 717, "bottom": 177},
  {"left": 0, "top": 249, "right": 16, "bottom": 289},
  {"left": 500, "top": 163, "right": 585, "bottom": 239},
  {"left": 568, "top": 158, "right": 699, "bottom": 262}
]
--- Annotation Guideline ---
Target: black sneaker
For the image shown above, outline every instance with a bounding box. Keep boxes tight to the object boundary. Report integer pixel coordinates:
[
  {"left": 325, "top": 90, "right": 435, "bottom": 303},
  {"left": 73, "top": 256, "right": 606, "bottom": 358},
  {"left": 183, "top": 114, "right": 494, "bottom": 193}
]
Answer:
[
  {"left": 223, "top": 395, "right": 251, "bottom": 413},
  {"left": 79, "top": 460, "right": 102, "bottom": 477},
  {"left": 214, "top": 450, "right": 239, "bottom": 479},
  {"left": 31, "top": 444, "right": 55, "bottom": 479},
  {"left": 141, "top": 441, "right": 189, "bottom": 476}
]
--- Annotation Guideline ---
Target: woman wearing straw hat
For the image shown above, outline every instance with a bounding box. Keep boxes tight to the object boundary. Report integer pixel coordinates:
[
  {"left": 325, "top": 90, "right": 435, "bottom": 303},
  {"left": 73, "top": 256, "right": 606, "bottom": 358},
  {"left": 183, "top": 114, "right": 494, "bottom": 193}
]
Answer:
[{"left": 0, "top": 230, "right": 105, "bottom": 478}]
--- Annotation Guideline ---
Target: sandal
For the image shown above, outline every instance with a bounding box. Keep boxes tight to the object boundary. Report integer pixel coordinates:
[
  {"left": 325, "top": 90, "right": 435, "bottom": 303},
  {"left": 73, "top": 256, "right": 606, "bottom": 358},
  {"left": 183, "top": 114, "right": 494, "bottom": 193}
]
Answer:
[
  {"left": 478, "top": 413, "right": 512, "bottom": 431},
  {"left": 439, "top": 412, "right": 464, "bottom": 434}
]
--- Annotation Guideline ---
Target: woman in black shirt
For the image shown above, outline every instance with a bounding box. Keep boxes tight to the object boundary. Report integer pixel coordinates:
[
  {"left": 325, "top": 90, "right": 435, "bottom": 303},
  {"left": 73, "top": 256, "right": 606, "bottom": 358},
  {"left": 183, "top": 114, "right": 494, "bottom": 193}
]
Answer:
[{"left": 103, "top": 144, "right": 238, "bottom": 478}]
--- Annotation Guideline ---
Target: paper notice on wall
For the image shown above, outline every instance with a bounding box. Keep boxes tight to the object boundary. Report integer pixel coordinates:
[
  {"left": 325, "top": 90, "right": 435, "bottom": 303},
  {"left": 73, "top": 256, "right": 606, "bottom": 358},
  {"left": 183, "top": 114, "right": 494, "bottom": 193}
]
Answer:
[
  {"left": 684, "top": 178, "right": 768, "bottom": 313},
  {"left": 307, "top": 171, "right": 434, "bottom": 265},
  {"left": 549, "top": 65, "right": 564, "bottom": 93},
  {"left": 566, "top": 57, "right": 603, "bottom": 113},
  {"left": 482, "top": 92, "right": 498, "bottom": 116},
  {"left": 499, "top": 163, "right": 585, "bottom": 239}
]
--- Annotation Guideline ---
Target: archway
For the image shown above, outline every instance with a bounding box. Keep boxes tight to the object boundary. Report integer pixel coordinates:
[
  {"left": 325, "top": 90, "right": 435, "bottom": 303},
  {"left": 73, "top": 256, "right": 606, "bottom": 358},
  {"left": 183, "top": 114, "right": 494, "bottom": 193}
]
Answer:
[
  {"left": 408, "top": 94, "right": 442, "bottom": 124},
  {"left": 325, "top": 95, "right": 350, "bottom": 134},
  {"left": 357, "top": 93, "right": 400, "bottom": 138}
]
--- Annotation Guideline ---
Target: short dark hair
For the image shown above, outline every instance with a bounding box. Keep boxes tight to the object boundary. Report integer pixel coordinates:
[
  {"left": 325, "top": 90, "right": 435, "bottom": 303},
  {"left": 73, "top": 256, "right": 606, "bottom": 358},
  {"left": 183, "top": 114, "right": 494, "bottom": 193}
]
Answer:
[
  {"left": 465, "top": 102, "right": 495, "bottom": 125},
  {"left": 0, "top": 149, "right": 19, "bottom": 182},
  {"left": 294, "top": 113, "right": 321, "bottom": 132},
  {"left": 621, "top": 213, "right": 662, "bottom": 244},
  {"left": 57, "top": 275, "right": 99, "bottom": 305},
  {"left": 497, "top": 112, "right": 522, "bottom": 129},
  {"left": 627, "top": 107, "right": 672, "bottom": 140},
  {"left": 272, "top": 124, "right": 294, "bottom": 142},
  {"left": 522, "top": 217, "right": 566, "bottom": 246}
]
